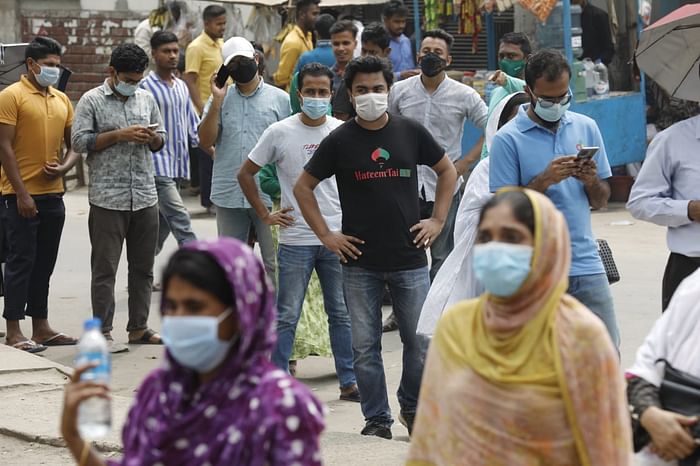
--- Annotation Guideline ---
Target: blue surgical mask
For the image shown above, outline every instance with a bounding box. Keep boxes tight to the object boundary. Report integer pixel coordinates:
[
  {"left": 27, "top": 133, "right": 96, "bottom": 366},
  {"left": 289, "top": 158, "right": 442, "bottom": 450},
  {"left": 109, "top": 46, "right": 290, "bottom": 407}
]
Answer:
[
  {"left": 33, "top": 65, "right": 60, "bottom": 88},
  {"left": 161, "top": 308, "right": 237, "bottom": 372},
  {"left": 114, "top": 76, "right": 138, "bottom": 97},
  {"left": 531, "top": 91, "right": 572, "bottom": 123},
  {"left": 472, "top": 242, "right": 533, "bottom": 297},
  {"left": 533, "top": 100, "right": 570, "bottom": 122},
  {"left": 301, "top": 97, "right": 330, "bottom": 120}
]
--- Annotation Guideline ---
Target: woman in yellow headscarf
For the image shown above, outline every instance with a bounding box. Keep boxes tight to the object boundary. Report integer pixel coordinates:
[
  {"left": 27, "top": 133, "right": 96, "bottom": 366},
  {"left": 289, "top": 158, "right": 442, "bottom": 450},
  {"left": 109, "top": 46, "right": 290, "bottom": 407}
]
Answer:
[{"left": 407, "top": 188, "right": 631, "bottom": 466}]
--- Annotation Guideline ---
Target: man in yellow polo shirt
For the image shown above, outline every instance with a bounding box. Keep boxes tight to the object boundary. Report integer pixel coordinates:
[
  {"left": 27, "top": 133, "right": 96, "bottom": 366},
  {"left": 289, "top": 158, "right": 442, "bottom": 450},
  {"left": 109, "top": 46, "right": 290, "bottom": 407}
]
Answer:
[
  {"left": 273, "top": 0, "right": 320, "bottom": 90},
  {"left": 0, "top": 37, "right": 80, "bottom": 353},
  {"left": 183, "top": 4, "right": 226, "bottom": 212}
]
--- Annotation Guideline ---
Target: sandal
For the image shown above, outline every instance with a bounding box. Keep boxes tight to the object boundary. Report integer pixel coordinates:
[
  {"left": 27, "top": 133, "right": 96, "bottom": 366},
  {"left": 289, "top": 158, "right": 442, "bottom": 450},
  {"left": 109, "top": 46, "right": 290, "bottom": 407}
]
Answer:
[
  {"left": 37, "top": 332, "right": 78, "bottom": 346},
  {"left": 128, "top": 328, "right": 162, "bottom": 345},
  {"left": 9, "top": 339, "right": 47, "bottom": 354}
]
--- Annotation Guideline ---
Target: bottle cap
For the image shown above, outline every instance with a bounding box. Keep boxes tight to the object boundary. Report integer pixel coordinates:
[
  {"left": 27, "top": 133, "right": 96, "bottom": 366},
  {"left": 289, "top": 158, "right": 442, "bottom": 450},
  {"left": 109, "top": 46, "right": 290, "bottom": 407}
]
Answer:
[{"left": 84, "top": 318, "right": 102, "bottom": 331}]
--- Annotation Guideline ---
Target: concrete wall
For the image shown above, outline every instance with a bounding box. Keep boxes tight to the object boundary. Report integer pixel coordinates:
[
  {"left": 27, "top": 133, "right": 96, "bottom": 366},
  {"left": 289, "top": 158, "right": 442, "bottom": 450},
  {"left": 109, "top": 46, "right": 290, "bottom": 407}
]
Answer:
[
  {"left": 20, "top": 8, "right": 146, "bottom": 100},
  {"left": 0, "top": 0, "right": 20, "bottom": 44}
]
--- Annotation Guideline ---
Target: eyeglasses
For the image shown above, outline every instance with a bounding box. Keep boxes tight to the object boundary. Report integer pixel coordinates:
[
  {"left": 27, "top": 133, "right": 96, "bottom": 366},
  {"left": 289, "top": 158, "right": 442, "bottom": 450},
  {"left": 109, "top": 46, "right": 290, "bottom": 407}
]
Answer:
[{"left": 532, "top": 90, "right": 572, "bottom": 108}]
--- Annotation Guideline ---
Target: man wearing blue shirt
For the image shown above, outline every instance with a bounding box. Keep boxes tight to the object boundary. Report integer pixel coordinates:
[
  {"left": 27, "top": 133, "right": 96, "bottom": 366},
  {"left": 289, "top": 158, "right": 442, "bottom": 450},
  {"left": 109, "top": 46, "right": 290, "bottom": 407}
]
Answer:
[
  {"left": 199, "top": 37, "right": 291, "bottom": 280},
  {"left": 383, "top": 1, "right": 419, "bottom": 81},
  {"left": 489, "top": 50, "right": 619, "bottom": 346}
]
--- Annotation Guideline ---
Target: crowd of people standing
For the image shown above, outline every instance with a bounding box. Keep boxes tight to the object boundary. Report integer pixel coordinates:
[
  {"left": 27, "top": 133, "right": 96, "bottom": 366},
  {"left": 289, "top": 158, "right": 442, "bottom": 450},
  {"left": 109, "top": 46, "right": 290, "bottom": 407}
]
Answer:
[{"left": 0, "top": 1, "right": 699, "bottom": 465}]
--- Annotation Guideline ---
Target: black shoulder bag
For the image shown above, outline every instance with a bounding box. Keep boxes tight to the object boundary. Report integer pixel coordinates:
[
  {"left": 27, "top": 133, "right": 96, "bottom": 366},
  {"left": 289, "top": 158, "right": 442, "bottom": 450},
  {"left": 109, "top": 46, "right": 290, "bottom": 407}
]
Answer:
[{"left": 659, "top": 360, "right": 700, "bottom": 466}]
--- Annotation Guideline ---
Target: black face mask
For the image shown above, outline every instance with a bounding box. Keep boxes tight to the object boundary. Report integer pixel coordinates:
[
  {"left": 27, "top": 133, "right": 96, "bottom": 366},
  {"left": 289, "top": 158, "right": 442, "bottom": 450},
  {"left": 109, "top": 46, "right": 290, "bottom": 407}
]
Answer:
[
  {"left": 229, "top": 59, "right": 258, "bottom": 84},
  {"left": 420, "top": 52, "right": 447, "bottom": 78}
]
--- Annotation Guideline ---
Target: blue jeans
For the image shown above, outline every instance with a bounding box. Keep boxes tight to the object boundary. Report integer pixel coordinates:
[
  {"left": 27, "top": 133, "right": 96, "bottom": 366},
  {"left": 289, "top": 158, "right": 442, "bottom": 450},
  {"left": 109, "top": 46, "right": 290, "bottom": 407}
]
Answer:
[
  {"left": 271, "top": 244, "right": 356, "bottom": 388},
  {"left": 215, "top": 206, "right": 276, "bottom": 281},
  {"left": 428, "top": 191, "right": 461, "bottom": 281},
  {"left": 155, "top": 177, "right": 196, "bottom": 254},
  {"left": 343, "top": 265, "right": 430, "bottom": 426},
  {"left": 568, "top": 273, "right": 620, "bottom": 348}
]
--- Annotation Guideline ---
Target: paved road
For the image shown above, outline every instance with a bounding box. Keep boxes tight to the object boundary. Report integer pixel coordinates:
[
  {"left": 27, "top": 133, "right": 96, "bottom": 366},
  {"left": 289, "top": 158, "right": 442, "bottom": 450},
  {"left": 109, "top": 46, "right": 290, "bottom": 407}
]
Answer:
[{"left": 1, "top": 188, "right": 669, "bottom": 464}]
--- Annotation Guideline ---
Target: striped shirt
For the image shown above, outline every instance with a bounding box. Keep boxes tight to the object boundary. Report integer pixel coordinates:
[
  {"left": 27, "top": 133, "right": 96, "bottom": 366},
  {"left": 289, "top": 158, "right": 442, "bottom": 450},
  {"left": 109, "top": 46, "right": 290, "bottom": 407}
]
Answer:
[{"left": 140, "top": 71, "right": 200, "bottom": 179}]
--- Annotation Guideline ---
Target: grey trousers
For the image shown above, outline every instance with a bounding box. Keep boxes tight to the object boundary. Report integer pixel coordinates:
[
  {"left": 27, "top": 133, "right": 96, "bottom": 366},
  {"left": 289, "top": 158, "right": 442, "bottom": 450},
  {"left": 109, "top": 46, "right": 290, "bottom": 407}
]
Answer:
[{"left": 88, "top": 204, "right": 159, "bottom": 333}]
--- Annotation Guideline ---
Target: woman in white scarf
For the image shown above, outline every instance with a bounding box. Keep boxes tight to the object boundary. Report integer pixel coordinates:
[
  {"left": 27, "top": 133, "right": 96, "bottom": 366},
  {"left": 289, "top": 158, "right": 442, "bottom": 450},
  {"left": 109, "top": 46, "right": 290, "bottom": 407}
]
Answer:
[
  {"left": 417, "top": 92, "right": 528, "bottom": 336},
  {"left": 627, "top": 269, "right": 700, "bottom": 465}
]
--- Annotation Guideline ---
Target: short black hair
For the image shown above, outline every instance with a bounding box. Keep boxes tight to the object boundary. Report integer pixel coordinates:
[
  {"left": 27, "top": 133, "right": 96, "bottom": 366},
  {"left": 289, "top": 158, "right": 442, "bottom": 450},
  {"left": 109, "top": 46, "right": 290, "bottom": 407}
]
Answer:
[
  {"left": 298, "top": 62, "right": 334, "bottom": 90},
  {"left": 296, "top": 0, "right": 321, "bottom": 18},
  {"left": 422, "top": 29, "right": 454, "bottom": 53},
  {"left": 344, "top": 55, "right": 394, "bottom": 90},
  {"left": 479, "top": 190, "right": 535, "bottom": 235},
  {"left": 203, "top": 5, "right": 226, "bottom": 22},
  {"left": 361, "top": 22, "right": 390, "bottom": 50},
  {"left": 499, "top": 32, "right": 532, "bottom": 57},
  {"left": 383, "top": 0, "right": 409, "bottom": 19},
  {"left": 162, "top": 249, "right": 235, "bottom": 310},
  {"left": 177, "top": 51, "right": 186, "bottom": 73},
  {"left": 25, "top": 36, "right": 62, "bottom": 62},
  {"left": 251, "top": 41, "right": 266, "bottom": 75},
  {"left": 315, "top": 13, "right": 336, "bottom": 40},
  {"left": 330, "top": 19, "right": 358, "bottom": 39},
  {"left": 109, "top": 43, "right": 149, "bottom": 74},
  {"left": 150, "top": 30, "right": 179, "bottom": 51},
  {"left": 524, "top": 49, "right": 571, "bottom": 90},
  {"left": 497, "top": 92, "right": 529, "bottom": 129}
]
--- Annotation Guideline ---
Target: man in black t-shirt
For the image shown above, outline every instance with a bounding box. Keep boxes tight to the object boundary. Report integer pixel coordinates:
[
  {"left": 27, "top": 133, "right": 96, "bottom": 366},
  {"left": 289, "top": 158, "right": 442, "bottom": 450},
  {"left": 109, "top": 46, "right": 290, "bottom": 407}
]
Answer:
[
  {"left": 572, "top": 0, "right": 615, "bottom": 65},
  {"left": 294, "top": 56, "right": 457, "bottom": 439}
]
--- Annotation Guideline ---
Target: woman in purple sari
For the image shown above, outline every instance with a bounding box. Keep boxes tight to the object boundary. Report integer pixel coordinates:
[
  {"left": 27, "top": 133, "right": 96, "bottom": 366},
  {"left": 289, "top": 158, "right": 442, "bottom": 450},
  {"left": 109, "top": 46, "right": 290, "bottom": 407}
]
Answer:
[{"left": 61, "top": 238, "right": 325, "bottom": 465}]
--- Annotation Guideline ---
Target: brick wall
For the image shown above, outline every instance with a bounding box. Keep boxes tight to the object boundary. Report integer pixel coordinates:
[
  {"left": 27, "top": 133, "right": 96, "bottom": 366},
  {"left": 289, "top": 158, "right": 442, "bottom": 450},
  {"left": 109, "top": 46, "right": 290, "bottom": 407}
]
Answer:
[{"left": 21, "top": 10, "right": 144, "bottom": 101}]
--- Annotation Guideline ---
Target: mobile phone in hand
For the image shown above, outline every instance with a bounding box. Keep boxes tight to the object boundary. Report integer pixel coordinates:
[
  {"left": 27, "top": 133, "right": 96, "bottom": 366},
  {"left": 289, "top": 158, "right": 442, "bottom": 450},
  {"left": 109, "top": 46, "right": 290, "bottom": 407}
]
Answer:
[
  {"left": 215, "top": 65, "right": 229, "bottom": 88},
  {"left": 147, "top": 123, "right": 159, "bottom": 129},
  {"left": 577, "top": 146, "right": 599, "bottom": 161}
]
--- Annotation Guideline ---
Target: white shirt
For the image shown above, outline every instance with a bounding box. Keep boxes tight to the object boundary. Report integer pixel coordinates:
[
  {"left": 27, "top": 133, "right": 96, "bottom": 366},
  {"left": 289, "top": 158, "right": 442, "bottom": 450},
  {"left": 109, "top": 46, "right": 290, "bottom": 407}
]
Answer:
[
  {"left": 248, "top": 114, "right": 343, "bottom": 246},
  {"left": 389, "top": 73, "right": 488, "bottom": 201},
  {"left": 627, "top": 115, "right": 700, "bottom": 257}
]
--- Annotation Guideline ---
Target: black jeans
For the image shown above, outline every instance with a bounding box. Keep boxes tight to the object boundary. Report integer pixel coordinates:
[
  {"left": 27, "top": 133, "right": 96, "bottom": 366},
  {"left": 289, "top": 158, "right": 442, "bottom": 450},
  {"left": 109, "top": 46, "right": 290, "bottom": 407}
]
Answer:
[
  {"left": 2, "top": 194, "right": 65, "bottom": 321},
  {"left": 88, "top": 204, "right": 158, "bottom": 333},
  {"left": 194, "top": 146, "right": 213, "bottom": 208},
  {"left": 662, "top": 252, "right": 700, "bottom": 311},
  {"left": 189, "top": 145, "right": 200, "bottom": 188}
]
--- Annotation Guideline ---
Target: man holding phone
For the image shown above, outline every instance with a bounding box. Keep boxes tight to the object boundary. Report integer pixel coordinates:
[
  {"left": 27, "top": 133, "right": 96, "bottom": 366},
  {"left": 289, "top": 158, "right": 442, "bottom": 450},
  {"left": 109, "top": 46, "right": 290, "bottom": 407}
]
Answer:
[
  {"left": 72, "top": 43, "right": 165, "bottom": 351},
  {"left": 198, "top": 37, "right": 290, "bottom": 280},
  {"left": 489, "top": 50, "right": 620, "bottom": 347}
]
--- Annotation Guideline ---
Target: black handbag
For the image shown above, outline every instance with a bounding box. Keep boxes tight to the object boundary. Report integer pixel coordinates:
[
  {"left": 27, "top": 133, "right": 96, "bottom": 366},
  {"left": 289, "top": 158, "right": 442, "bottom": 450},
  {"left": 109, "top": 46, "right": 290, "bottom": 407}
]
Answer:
[
  {"left": 596, "top": 239, "right": 620, "bottom": 284},
  {"left": 659, "top": 360, "right": 700, "bottom": 466}
]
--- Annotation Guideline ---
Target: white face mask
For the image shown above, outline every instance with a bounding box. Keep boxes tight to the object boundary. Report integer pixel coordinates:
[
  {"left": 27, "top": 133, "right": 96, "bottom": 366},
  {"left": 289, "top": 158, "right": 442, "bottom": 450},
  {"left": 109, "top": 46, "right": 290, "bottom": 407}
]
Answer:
[{"left": 353, "top": 93, "right": 388, "bottom": 122}]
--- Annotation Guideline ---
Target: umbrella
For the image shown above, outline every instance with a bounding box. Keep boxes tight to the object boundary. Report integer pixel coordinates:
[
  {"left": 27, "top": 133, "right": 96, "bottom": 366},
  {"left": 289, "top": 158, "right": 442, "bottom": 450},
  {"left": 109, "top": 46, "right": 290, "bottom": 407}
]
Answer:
[{"left": 635, "top": 4, "right": 700, "bottom": 102}]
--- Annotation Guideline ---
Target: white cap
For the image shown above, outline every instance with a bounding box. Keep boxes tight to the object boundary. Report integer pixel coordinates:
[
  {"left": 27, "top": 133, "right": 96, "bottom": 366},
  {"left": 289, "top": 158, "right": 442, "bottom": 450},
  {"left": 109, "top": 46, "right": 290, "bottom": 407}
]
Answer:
[{"left": 222, "top": 37, "right": 255, "bottom": 65}]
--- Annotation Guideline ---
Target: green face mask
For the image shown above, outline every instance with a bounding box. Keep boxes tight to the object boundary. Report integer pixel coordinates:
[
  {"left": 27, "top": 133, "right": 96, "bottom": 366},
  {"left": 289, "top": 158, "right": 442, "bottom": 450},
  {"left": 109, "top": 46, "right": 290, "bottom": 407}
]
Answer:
[{"left": 499, "top": 58, "right": 525, "bottom": 78}]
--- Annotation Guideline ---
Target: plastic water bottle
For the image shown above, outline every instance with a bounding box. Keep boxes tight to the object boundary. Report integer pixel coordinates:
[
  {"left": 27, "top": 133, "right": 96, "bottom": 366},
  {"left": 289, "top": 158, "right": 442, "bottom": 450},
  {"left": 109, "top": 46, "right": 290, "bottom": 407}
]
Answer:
[
  {"left": 593, "top": 60, "right": 610, "bottom": 98},
  {"left": 582, "top": 58, "right": 595, "bottom": 98},
  {"left": 76, "top": 318, "right": 111, "bottom": 439}
]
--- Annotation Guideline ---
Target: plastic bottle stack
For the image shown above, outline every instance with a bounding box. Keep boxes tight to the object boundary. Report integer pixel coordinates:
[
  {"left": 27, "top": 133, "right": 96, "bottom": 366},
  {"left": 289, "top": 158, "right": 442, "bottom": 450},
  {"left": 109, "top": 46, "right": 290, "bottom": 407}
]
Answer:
[
  {"left": 535, "top": 2, "right": 583, "bottom": 58},
  {"left": 593, "top": 60, "right": 610, "bottom": 99},
  {"left": 582, "top": 58, "right": 596, "bottom": 98},
  {"left": 76, "top": 318, "right": 112, "bottom": 439}
]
